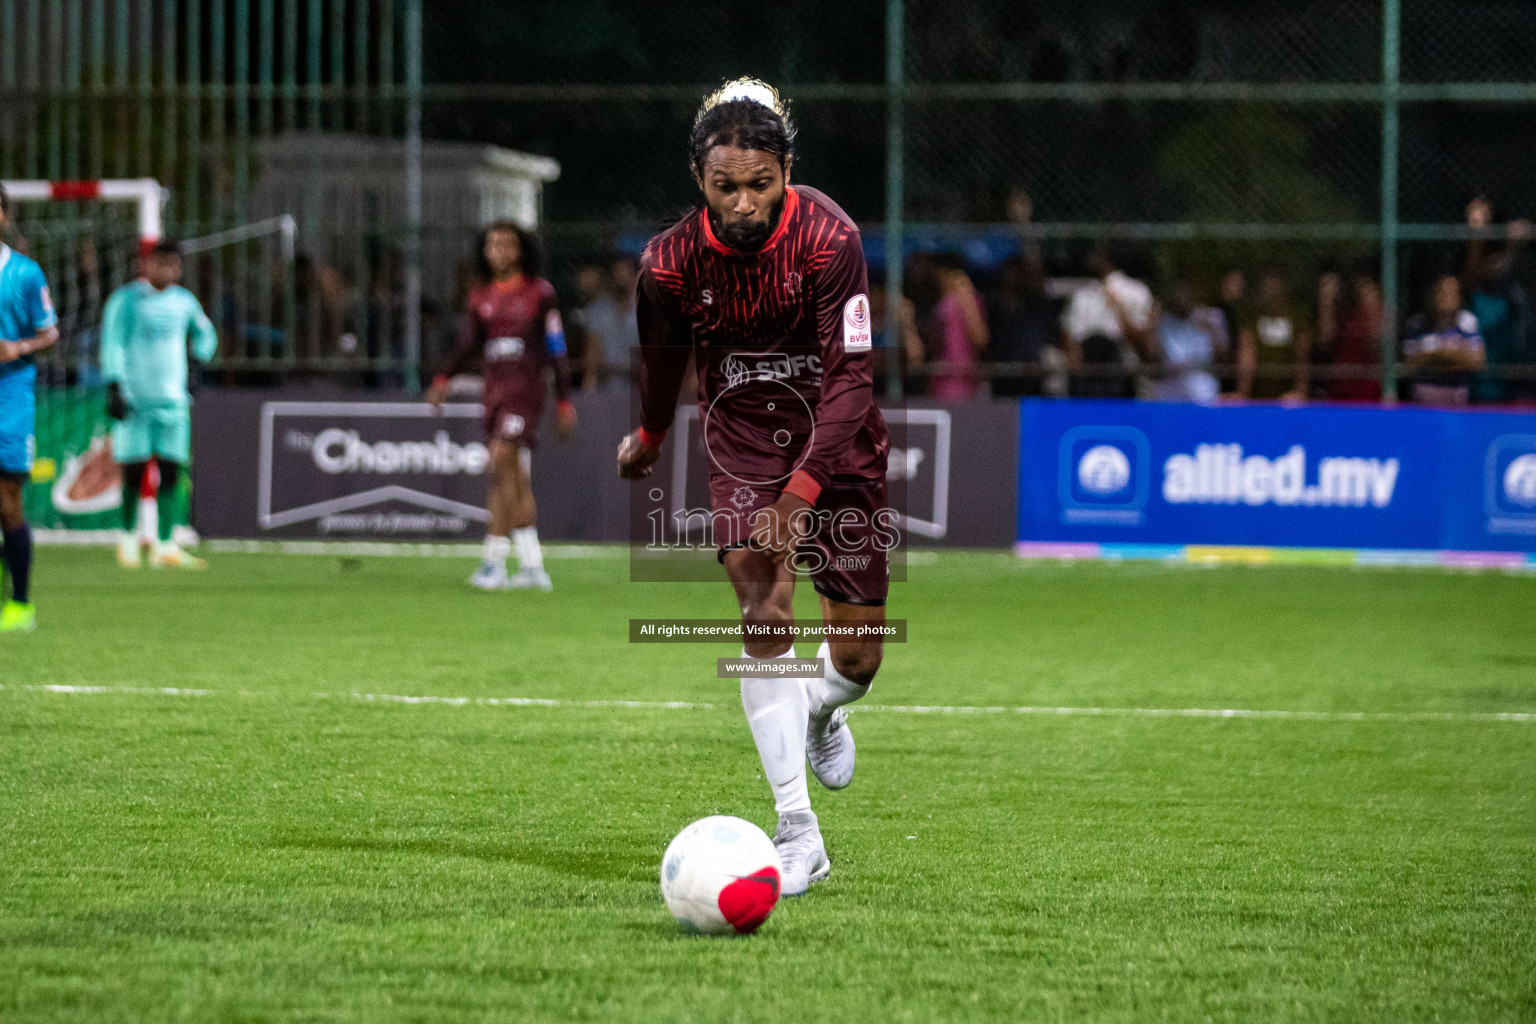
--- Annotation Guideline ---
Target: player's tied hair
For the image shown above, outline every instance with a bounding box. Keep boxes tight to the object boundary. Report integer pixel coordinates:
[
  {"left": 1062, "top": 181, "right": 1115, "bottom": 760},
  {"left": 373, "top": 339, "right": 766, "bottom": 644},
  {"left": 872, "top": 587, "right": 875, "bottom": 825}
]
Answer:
[{"left": 690, "top": 77, "right": 797, "bottom": 176}]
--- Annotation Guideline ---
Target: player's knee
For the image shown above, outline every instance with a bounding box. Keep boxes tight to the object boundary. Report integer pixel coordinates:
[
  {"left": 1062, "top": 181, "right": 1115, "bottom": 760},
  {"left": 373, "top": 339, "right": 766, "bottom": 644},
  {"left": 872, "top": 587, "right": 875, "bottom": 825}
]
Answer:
[
  {"left": 740, "top": 601, "right": 794, "bottom": 659},
  {"left": 831, "top": 643, "right": 881, "bottom": 686},
  {"left": 743, "top": 615, "right": 794, "bottom": 658}
]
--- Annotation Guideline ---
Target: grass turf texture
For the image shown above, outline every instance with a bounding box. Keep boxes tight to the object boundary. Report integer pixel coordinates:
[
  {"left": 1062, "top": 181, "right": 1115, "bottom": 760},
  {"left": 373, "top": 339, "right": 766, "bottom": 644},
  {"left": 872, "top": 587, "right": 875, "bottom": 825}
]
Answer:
[{"left": 2, "top": 548, "right": 1534, "bottom": 1022}]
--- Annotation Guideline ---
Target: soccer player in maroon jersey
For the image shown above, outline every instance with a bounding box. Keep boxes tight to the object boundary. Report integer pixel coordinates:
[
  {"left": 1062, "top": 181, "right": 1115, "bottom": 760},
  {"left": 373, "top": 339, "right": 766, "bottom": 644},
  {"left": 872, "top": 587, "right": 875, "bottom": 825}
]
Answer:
[
  {"left": 428, "top": 222, "right": 576, "bottom": 591},
  {"left": 616, "top": 79, "right": 893, "bottom": 895}
]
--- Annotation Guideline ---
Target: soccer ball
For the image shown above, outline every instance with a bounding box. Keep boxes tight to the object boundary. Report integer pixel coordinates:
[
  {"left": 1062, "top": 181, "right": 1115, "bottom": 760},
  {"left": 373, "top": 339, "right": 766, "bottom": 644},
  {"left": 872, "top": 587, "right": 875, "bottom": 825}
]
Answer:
[{"left": 660, "top": 816, "right": 782, "bottom": 935}]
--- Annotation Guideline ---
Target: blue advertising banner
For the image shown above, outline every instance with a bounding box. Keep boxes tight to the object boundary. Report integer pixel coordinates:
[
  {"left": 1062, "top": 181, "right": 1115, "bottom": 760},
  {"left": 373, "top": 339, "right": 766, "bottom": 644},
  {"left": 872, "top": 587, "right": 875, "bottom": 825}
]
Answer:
[{"left": 1018, "top": 400, "right": 1536, "bottom": 554}]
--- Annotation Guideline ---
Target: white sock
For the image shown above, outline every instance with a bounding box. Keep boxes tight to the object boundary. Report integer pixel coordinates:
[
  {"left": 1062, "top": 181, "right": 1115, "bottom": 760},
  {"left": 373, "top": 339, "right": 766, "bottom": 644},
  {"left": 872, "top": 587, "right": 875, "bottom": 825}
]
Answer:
[
  {"left": 739, "top": 647, "right": 812, "bottom": 816},
  {"left": 512, "top": 526, "right": 543, "bottom": 572},
  {"left": 807, "top": 640, "right": 871, "bottom": 720},
  {"left": 483, "top": 534, "right": 511, "bottom": 567}
]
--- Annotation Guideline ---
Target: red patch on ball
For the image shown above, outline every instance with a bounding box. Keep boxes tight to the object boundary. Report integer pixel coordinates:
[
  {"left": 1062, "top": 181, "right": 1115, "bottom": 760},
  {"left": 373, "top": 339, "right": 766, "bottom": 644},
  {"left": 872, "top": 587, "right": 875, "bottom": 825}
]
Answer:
[{"left": 716, "top": 866, "right": 781, "bottom": 934}]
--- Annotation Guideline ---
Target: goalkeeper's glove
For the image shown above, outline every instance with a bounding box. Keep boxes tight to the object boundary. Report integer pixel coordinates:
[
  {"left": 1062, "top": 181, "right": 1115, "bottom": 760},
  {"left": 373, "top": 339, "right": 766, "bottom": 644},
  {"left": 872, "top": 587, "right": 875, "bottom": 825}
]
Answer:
[{"left": 106, "top": 382, "right": 131, "bottom": 421}]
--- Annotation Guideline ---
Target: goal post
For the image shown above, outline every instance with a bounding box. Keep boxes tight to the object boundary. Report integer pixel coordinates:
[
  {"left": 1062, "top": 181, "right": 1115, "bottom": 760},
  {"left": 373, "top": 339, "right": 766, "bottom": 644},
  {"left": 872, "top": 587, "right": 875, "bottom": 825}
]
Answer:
[
  {"left": 2, "top": 179, "right": 172, "bottom": 543},
  {"left": 0, "top": 178, "right": 165, "bottom": 258},
  {"left": 6, "top": 179, "right": 298, "bottom": 544}
]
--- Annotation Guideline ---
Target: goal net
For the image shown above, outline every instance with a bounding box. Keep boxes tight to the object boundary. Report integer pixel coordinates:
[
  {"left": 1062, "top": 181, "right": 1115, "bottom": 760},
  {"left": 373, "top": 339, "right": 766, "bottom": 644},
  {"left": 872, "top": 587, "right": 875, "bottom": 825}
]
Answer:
[{"left": 1, "top": 179, "right": 179, "bottom": 539}]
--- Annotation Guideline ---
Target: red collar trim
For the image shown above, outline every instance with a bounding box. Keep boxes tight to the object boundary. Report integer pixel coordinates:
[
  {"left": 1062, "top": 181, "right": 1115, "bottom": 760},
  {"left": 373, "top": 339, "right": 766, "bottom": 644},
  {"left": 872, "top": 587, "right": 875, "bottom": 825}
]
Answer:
[{"left": 699, "top": 186, "right": 799, "bottom": 258}]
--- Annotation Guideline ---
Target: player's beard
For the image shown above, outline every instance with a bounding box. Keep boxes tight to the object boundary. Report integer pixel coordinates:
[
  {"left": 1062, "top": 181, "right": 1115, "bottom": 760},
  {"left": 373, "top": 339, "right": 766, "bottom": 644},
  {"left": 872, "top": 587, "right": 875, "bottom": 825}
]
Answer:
[{"left": 712, "top": 193, "right": 785, "bottom": 252}]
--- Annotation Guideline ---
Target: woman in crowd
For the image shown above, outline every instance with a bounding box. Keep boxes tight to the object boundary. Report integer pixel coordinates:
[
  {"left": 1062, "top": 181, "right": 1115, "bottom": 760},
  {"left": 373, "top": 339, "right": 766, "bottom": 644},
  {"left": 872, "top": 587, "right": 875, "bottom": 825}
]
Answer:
[
  {"left": 1401, "top": 273, "right": 1484, "bottom": 406},
  {"left": 926, "top": 253, "right": 989, "bottom": 403},
  {"left": 1317, "top": 269, "right": 1384, "bottom": 403}
]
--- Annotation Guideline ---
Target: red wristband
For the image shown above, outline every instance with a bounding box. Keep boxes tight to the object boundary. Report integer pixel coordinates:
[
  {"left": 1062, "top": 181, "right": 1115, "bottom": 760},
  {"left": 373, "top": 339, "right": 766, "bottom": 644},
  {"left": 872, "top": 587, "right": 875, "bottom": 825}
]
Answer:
[
  {"left": 782, "top": 470, "right": 822, "bottom": 506},
  {"left": 637, "top": 426, "right": 666, "bottom": 448}
]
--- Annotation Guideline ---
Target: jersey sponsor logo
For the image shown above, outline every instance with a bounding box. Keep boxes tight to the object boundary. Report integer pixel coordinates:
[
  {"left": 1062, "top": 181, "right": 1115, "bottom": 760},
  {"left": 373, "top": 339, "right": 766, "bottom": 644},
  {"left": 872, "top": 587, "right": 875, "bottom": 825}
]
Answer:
[
  {"left": 500, "top": 413, "right": 526, "bottom": 438},
  {"left": 486, "top": 336, "right": 525, "bottom": 361},
  {"left": 480, "top": 302, "right": 495, "bottom": 317},
  {"left": 843, "top": 293, "right": 872, "bottom": 352},
  {"left": 723, "top": 352, "right": 823, "bottom": 386},
  {"left": 723, "top": 353, "right": 752, "bottom": 388},
  {"left": 40, "top": 284, "right": 53, "bottom": 314}
]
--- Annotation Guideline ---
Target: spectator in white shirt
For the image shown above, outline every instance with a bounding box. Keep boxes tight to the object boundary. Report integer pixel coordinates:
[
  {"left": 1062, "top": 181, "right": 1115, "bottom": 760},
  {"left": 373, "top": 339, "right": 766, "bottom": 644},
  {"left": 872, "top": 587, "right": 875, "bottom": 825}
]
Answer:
[
  {"left": 1062, "top": 246, "right": 1154, "bottom": 397},
  {"left": 1150, "top": 279, "right": 1227, "bottom": 404}
]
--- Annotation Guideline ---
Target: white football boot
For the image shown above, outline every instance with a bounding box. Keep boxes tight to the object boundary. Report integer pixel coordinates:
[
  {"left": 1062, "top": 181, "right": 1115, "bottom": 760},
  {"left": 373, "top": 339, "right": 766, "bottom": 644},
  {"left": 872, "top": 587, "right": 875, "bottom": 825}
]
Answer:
[
  {"left": 116, "top": 533, "right": 141, "bottom": 569},
  {"left": 506, "top": 567, "right": 553, "bottom": 592},
  {"left": 151, "top": 543, "right": 206, "bottom": 569},
  {"left": 469, "top": 561, "right": 508, "bottom": 590},
  {"left": 773, "top": 810, "right": 831, "bottom": 896},
  {"left": 807, "top": 706, "right": 856, "bottom": 790}
]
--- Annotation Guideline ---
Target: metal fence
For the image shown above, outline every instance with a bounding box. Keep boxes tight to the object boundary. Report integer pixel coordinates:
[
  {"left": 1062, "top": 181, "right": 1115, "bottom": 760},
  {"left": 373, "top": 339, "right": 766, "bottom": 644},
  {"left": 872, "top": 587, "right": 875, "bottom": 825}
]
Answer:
[{"left": 2, "top": 0, "right": 1535, "bottom": 400}]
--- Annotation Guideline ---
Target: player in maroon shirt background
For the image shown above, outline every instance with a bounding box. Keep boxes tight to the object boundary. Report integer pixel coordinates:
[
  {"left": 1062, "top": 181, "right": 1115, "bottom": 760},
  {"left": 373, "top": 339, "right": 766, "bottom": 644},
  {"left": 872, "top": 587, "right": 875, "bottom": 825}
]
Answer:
[
  {"left": 616, "top": 79, "right": 894, "bottom": 895},
  {"left": 428, "top": 222, "right": 576, "bottom": 591}
]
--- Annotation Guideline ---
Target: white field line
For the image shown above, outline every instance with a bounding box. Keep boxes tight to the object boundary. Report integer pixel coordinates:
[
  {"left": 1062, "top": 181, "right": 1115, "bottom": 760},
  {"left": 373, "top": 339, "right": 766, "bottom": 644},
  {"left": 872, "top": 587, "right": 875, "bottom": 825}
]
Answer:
[
  {"left": 7, "top": 684, "right": 219, "bottom": 696},
  {"left": 2, "top": 684, "right": 1532, "bottom": 723}
]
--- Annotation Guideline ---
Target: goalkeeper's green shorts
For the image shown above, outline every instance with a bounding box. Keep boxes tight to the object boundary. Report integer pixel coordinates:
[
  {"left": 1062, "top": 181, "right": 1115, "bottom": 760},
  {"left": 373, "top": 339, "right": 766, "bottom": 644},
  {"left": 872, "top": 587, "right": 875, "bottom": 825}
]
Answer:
[{"left": 113, "top": 405, "right": 191, "bottom": 464}]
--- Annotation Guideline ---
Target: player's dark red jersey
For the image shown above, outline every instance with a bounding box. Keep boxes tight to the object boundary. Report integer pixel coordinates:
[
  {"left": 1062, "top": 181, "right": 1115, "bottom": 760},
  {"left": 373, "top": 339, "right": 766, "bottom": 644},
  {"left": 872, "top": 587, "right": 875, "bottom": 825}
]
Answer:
[
  {"left": 636, "top": 185, "right": 888, "bottom": 506},
  {"left": 439, "top": 275, "right": 571, "bottom": 445}
]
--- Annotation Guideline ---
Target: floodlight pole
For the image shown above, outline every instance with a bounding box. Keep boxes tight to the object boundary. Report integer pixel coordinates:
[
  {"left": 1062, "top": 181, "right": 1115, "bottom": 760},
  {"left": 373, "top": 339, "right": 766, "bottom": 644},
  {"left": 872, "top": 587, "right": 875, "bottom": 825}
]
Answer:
[
  {"left": 1380, "top": 0, "right": 1401, "bottom": 400},
  {"left": 403, "top": 0, "right": 424, "bottom": 393},
  {"left": 883, "top": 0, "right": 905, "bottom": 398}
]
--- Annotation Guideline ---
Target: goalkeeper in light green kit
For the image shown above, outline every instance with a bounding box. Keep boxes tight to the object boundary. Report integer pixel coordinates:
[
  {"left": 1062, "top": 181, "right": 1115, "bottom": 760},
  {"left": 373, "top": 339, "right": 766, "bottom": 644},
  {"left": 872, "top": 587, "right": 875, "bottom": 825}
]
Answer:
[{"left": 100, "top": 239, "right": 217, "bottom": 569}]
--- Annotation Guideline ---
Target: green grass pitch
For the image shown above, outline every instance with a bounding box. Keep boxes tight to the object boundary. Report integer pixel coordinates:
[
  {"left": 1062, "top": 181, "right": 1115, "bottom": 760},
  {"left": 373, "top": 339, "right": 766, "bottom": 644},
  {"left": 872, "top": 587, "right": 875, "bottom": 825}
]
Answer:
[{"left": 2, "top": 547, "right": 1534, "bottom": 1022}]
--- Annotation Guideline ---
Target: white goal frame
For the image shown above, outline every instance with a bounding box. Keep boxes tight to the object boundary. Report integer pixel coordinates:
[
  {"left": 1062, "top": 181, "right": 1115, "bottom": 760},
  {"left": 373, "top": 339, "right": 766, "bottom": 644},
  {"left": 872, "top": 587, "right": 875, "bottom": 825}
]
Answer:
[
  {"left": 3, "top": 179, "right": 166, "bottom": 546},
  {"left": 0, "top": 178, "right": 164, "bottom": 256}
]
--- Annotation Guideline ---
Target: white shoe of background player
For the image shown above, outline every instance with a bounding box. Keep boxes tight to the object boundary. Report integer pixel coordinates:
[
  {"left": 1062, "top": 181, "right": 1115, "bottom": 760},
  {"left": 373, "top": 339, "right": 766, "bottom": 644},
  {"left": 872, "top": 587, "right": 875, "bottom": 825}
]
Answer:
[
  {"left": 151, "top": 543, "right": 206, "bottom": 570},
  {"left": 773, "top": 810, "right": 831, "bottom": 896},
  {"left": 507, "top": 567, "right": 553, "bottom": 592},
  {"left": 469, "top": 561, "right": 508, "bottom": 590},
  {"left": 116, "top": 534, "right": 141, "bottom": 569},
  {"left": 807, "top": 706, "right": 856, "bottom": 790}
]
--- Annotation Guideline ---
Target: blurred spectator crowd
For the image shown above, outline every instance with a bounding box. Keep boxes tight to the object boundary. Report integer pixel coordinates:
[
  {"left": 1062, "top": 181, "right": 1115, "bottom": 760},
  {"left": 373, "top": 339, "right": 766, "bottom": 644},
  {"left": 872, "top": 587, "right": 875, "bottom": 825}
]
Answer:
[
  {"left": 885, "top": 194, "right": 1535, "bottom": 408},
  {"left": 539, "top": 192, "right": 1535, "bottom": 409}
]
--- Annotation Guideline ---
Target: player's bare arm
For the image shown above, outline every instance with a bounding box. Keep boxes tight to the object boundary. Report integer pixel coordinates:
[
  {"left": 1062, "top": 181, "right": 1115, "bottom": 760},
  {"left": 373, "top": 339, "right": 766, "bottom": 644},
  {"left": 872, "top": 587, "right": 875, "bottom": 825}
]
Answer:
[{"left": 0, "top": 324, "right": 58, "bottom": 363}]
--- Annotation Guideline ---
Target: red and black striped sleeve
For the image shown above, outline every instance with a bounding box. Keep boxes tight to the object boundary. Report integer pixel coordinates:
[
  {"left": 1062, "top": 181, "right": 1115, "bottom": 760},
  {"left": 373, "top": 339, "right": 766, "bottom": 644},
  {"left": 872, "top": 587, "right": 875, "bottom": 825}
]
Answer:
[{"left": 634, "top": 243, "right": 694, "bottom": 444}]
